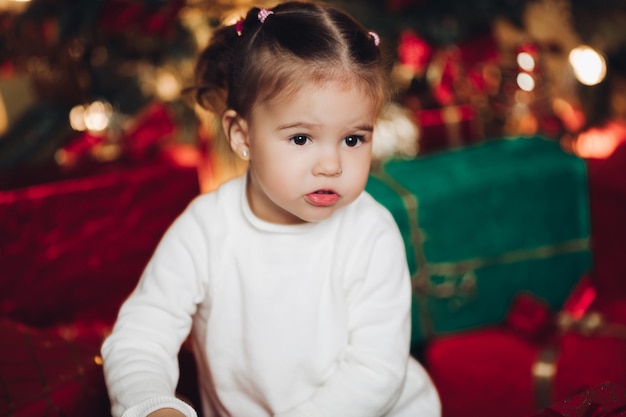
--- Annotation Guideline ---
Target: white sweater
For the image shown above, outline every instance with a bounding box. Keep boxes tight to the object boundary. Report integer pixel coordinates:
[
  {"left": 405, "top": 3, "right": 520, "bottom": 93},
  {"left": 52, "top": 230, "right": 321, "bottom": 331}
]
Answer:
[{"left": 101, "top": 175, "right": 440, "bottom": 417}]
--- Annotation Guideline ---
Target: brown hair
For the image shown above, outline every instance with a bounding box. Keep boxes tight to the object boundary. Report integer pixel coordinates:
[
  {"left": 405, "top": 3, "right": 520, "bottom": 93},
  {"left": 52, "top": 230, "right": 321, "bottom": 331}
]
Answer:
[{"left": 193, "top": 1, "right": 390, "bottom": 119}]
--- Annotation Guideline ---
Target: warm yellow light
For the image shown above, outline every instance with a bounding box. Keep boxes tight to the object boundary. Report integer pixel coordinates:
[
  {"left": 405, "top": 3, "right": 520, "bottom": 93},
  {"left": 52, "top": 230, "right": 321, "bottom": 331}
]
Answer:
[
  {"left": 569, "top": 45, "right": 607, "bottom": 86},
  {"left": 84, "top": 101, "right": 112, "bottom": 131},
  {"left": 155, "top": 69, "right": 181, "bottom": 102},
  {"left": 517, "top": 52, "right": 535, "bottom": 72},
  {"left": 69, "top": 101, "right": 112, "bottom": 132},
  {"left": 0, "top": 0, "right": 30, "bottom": 12},
  {"left": 572, "top": 121, "right": 626, "bottom": 159},
  {"left": 69, "top": 105, "right": 87, "bottom": 131},
  {"left": 0, "top": 92, "right": 7, "bottom": 136},
  {"left": 516, "top": 72, "right": 535, "bottom": 92}
]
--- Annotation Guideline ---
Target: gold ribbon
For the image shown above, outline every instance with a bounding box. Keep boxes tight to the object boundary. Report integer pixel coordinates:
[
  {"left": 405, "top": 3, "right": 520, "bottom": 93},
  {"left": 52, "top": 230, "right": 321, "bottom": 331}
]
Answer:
[
  {"left": 533, "top": 345, "right": 559, "bottom": 409},
  {"left": 532, "top": 313, "right": 626, "bottom": 410},
  {"left": 370, "top": 167, "right": 590, "bottom": 338}
]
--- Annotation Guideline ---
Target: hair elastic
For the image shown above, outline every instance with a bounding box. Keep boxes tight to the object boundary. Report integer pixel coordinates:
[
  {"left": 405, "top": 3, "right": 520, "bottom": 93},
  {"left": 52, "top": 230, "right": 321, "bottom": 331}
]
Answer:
[
  {"left": 258, "top": 9, "right": 274, "bottom": 23},
  {"left": 368, "top": 31, "right": 380, "bottom": 46},
  {"left": 236, "top": 18, "right": 244, "bottom": 36}
]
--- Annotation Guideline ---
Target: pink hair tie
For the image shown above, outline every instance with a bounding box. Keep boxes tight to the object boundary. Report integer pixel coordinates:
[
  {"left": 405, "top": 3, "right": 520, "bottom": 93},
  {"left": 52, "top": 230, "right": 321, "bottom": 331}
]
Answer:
[
  {"left": 368, "top": 31, "right": 380, "bottom": 46},
  {"left": 258, "top": 9, "right": 274, "bottom": 23},
  {"left": 235, "top": 18, "right": 244, "bottom": 36}
]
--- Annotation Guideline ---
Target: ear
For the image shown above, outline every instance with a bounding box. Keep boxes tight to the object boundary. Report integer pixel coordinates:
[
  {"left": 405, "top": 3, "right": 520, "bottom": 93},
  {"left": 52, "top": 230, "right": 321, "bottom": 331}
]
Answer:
[{"left": 222, "top": 109, "right": 250, "bottom": 160}]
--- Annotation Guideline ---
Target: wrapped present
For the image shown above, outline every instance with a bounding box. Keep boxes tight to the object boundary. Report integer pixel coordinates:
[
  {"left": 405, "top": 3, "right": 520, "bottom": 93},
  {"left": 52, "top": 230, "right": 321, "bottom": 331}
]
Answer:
[
  {"left": 365, "top": 136, "right": 592, "bottom": 345},
  {"left": 425, "top": 325, "right": 626, "bottom": 417},
  {"left": 424, "top": 279, "right": 626, "bottom": 417},
  {"left": 0, "top": 319, "right": 110, "bottom": 417},
  {"left": 415, "top": 104, "right": 482, "bottom": 154},
  {"left": 0, "top": 156, "right": 200, "bottom": 333}
]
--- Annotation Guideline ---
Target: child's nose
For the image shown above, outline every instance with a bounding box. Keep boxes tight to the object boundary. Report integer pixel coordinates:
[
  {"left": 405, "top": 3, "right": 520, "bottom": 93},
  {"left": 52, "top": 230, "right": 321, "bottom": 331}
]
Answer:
[{"left": 313, "top": 147, "right": 342, "bottom": 177}]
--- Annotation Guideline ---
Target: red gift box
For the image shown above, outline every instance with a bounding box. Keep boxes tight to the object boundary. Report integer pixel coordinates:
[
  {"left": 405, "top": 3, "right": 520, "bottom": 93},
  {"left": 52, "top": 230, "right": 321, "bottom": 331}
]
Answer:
[
  {"left": 415, "top": 104, "right": 481, "bottom": 154},
  {"left": 0, "top": 157, "right": 200, "bottom": 335},
  {"left": 425, "top": 282, "right": 626, "bottom": 417},
  {"left": 0, "top": 155, "right": 201, "bottom": 415},
  {"left": 421, "top": 141, "right": 626, "bottom": 417}
]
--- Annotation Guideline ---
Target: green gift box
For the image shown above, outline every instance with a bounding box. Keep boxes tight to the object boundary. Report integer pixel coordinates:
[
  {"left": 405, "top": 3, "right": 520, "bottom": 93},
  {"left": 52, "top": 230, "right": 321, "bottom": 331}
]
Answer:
[{"left": 366, "top": 136, "right": 592, "bottom": 345}]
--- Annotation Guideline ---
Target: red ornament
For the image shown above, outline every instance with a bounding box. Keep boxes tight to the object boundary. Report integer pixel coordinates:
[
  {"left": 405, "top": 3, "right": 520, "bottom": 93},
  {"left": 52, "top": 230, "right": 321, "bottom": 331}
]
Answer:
[{"left": 397, "top": 30, "right": 433, "bottom": 75}]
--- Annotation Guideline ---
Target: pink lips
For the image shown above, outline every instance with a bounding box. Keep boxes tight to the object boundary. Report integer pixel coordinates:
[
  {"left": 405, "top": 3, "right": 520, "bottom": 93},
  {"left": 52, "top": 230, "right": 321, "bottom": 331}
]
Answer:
[{"left": 306, "top": 190, "right": 339, "bottom": 206}]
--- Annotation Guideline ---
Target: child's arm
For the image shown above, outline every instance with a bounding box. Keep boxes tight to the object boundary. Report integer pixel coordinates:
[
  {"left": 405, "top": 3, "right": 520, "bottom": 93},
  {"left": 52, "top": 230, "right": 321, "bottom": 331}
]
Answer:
[{"left": 101, "top": 207, "right": 207, "bottom": 417}]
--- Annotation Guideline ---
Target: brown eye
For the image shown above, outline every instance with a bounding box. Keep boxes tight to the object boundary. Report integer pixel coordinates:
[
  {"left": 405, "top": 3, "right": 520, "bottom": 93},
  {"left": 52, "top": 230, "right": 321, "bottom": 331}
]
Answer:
[
  {"left": 290, "top": 135, "right": 310, "bottom": 146},
  {"left": 344, "top": 135, "right": 363, "bottom": 147}
]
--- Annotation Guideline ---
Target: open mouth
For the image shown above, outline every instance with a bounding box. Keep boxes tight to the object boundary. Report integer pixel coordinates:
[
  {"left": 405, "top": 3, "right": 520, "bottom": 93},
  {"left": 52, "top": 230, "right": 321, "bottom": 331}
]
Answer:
[{"left": 306, "top": 189, "right": 339, "bottom": 206}]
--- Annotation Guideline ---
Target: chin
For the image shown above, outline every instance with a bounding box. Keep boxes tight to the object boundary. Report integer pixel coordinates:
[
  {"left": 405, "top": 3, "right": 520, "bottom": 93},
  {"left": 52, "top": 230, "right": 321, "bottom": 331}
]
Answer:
[{"left": 296, "top": 206, "right": 343, "bottom": 223}]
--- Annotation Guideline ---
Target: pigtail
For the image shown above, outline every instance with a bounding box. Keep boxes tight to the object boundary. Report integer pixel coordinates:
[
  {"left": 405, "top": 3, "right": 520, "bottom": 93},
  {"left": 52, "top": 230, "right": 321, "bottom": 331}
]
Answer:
[
  {"left": 195, "top": 1, "right": 389, "bottom": 118},
  {"left": 193, "top": 23, "right": 240, "bottom": 115}
]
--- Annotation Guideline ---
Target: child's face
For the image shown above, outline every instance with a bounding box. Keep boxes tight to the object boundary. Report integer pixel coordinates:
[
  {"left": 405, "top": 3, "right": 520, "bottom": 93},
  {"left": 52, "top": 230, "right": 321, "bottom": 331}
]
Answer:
[{"left": 243, "top": 80, "right": 377, "bottom": 224}]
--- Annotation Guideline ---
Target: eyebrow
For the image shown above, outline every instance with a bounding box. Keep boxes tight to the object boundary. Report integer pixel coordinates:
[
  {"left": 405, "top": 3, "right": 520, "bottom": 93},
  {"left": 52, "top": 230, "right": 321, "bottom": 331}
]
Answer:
[{"left": 276, "top": 122, "right": 375, "bottom": 132}]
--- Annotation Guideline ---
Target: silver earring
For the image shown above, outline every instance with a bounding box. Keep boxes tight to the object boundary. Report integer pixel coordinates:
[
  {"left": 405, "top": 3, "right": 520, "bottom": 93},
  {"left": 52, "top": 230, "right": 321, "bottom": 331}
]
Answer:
[{"left": 241, "top": 149, "right": 249, "bottom": 158}]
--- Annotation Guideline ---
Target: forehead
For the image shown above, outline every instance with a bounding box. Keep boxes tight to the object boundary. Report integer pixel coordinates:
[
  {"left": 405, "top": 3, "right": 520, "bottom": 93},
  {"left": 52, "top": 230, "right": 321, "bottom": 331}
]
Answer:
[
  {"left": 249, "top": 57, "right": 384, "bottom": 113},
  {"left": 250, "top": 79, "right": 378, "bottom": 128}
]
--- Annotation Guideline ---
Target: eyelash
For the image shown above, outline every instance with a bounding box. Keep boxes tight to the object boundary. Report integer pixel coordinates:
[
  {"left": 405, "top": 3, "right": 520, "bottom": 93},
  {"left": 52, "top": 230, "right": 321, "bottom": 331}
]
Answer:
[{"left": 289, "top": 135, "right": 366, "bottom": 147}]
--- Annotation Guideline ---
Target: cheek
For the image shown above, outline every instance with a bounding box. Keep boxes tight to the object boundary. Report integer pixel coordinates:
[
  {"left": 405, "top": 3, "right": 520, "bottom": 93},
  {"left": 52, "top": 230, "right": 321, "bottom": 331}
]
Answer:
[
  {"left": 253, "top": 155, "right": 301, "bottom": 193},
  {"left": 344, "top": 152, "right": 372, "bottom": 190}
]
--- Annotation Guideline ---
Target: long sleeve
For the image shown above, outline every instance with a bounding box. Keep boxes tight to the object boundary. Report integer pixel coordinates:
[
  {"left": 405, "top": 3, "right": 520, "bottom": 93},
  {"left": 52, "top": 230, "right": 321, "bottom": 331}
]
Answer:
[
  {"left": 101, "top": 180, "right": 439, "bottom": 417},
  {"left": 275, "top": 213, "right": 414, "bottom": 417},
  {"left": 101, "top": 205, "right": 209, "bottom": 417}
]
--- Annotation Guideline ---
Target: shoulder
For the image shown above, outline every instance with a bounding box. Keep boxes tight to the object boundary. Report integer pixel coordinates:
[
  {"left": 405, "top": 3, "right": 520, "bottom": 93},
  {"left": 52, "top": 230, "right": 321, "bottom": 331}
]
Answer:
[
  {"left": 333, "top": 191, "right": 404, "bottom": 252},
  {"left": 348, "top": 191, "right": 399, "bottom": 231},
  {"left": 165, "top": 175, "right": 245, "bottom": 237},
  {"left": 186, "top": 175, "right": 244, "bottom": 217}
]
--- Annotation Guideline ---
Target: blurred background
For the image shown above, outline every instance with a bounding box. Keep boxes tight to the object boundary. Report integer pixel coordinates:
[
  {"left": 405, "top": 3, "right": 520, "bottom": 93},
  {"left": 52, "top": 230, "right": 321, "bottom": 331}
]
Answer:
[
  {"left": 1, "top": 0, "right": 625, "bottom": 184},
  {"left": 1, "top": 1, "right": 626, "bottom": 417}
]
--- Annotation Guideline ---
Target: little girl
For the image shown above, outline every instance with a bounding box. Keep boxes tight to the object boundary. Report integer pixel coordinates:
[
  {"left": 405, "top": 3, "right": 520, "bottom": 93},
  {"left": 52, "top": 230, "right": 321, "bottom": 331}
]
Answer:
[{"left": 101, "top": 2, "right": 441, "bottom": 417}]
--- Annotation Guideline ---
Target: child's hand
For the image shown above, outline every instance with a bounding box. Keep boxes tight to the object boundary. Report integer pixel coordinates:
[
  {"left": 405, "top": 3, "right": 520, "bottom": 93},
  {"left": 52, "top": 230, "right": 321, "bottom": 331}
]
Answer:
[{"left": 147, "top": 408, "right": 187, "bottom": 417}]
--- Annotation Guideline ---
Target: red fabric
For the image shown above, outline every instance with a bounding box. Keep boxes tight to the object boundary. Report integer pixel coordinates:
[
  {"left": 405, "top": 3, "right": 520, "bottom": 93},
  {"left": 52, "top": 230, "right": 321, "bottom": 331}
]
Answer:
[
  {"left": 0, "top": 158, "right": 199, "bottom": 335},
  {"left": 0, "top": 319, "right": 110, "bottom": 417},
  {"left": 529, "top": 382, "right": 626, "bottom": 417}
]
